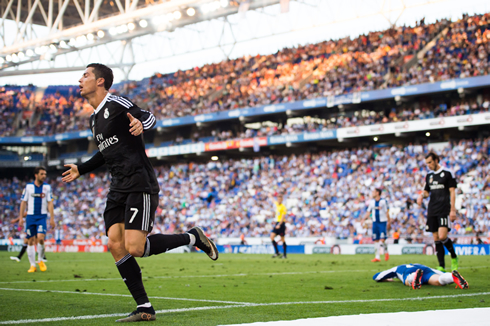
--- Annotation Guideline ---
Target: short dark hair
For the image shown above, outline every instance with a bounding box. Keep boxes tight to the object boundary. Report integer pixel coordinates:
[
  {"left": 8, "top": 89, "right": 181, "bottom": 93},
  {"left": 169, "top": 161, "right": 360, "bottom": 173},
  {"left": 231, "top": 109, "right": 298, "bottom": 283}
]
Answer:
[
  {"left": 425, "top": 152, "right": 439, "bottom": 162},
  {"left": 375, "top": 188, "right": 382, "bottom": 196},
  {"left": 34, "top": 166, "right": 46, "bottom": 175},
  {"left": 87, "top": 63, "right": 114, "bottom": 90}
]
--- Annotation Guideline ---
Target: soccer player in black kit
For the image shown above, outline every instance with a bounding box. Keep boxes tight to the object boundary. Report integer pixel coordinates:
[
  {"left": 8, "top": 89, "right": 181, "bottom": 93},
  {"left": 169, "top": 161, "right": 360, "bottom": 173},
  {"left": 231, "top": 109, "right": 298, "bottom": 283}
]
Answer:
[
  {"left": 62, "top": 63, "right": 218, "bottom": 322},
  {"left": 417, "top": 152, "right": 458, "bottom": 272}
]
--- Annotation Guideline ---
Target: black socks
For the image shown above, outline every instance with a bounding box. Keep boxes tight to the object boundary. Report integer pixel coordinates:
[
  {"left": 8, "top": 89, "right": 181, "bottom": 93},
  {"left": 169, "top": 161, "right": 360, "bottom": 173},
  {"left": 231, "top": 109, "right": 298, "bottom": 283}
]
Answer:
[
  {"left": 18, "top": 244, "right": 27, "bottom": 259},
  {"left": 116, "top": 254, "right": 149, "bottom": 306},
  {"left": 435, "top": 241, "right": 445, "bottom": 268},
  {"left": 142, "top": 233, "right": 190, "bottom": 257},
  {"left": 442, "top": 237, "right": 457, "bottom": 259},
  {"left": 272, "top": 240, "right": 279, "bottom": 254},
  {"left": 283, "top": 242, "right": 287, "bottom": 257}
]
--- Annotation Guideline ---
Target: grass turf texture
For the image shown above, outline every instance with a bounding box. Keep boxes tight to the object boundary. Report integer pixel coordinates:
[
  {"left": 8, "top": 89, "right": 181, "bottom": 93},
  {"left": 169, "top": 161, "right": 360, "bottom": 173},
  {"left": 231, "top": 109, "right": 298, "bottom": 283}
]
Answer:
[{"left": 0, "top": 252, "right": 489, "bottom": 325}]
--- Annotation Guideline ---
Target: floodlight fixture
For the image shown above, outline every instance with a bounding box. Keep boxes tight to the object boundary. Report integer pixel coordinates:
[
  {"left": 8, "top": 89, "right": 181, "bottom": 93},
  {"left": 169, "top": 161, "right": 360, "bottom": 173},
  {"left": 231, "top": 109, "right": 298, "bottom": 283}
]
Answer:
[
  {"left": 116, "top": 24, "right": 128, "bottom": 34},
  {"left": 173, "top": 11, "right": 182, "bottom": 20},
  {"left": 76, "top": 35, "right": 87, "bottom": 43}
]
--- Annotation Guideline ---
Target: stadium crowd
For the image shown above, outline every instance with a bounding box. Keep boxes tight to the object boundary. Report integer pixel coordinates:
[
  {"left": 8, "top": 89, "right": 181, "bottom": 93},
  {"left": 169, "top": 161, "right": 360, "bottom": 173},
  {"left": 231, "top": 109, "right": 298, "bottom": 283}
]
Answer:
[
  {"left": 0, "top": 13, "right": 489, "bottom": 138},
  {"left": 185, "top": 92, "right": 490, "bottom": 144},
  {"left": 0, "top": 87, "right": 34, "bottom": 137},
  {"left": 23, "top": 89, "right": 92, "bottom": 137},
  {"left": 1, "top": 138, "right": 489, "bottom": 243}
]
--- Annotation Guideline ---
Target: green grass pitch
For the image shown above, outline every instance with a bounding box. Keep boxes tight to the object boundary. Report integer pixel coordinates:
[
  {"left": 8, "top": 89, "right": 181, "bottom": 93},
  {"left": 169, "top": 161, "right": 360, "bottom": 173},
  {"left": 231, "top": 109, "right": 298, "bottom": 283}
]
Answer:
[{"left": 1, "top": 252, "right": 489, "bottom": 325}]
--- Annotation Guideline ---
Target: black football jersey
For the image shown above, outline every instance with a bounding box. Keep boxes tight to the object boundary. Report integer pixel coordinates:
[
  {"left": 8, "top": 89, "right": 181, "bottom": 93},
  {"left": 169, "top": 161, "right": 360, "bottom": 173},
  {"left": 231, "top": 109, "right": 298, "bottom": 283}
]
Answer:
[
  {"left": 423, "top": 166, "right": 457, "bottom": 217},
  {"left": 78, "top": 93, "right": 159, "bottom": 194}
]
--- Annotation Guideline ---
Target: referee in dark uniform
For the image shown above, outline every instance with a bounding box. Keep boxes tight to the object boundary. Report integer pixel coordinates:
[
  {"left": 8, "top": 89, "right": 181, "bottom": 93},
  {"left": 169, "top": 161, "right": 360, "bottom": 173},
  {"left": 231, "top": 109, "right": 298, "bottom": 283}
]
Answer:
[
  {"left": 62, "top": 63, "right": 218, "bottom": 322},
  {"left": 417, "top": 152, "right": 458, "bottom": 272}
]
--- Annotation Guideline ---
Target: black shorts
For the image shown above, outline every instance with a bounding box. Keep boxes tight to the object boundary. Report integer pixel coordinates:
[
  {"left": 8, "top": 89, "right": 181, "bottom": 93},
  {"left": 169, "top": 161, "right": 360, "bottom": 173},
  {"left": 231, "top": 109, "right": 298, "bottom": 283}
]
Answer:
[
  {"left": 426, "top": 215, "right": 451, "bottom": 233},
  {"left": 271, "top": 222, "right": 286, "bottom": 236},
  {"left": 104, "top": 191, "right": 158, "bottom": 235}
]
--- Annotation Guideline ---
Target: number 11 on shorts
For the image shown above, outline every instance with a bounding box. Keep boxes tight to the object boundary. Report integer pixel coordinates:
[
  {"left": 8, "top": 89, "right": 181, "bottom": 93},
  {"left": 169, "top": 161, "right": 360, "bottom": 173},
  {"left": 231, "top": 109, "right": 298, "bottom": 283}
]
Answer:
[
  {"left": 440, "top": 217, "right": 447, "bottom": 226},
  {"left": 129, "top": 208, "right": 138, "bottom": 223}
]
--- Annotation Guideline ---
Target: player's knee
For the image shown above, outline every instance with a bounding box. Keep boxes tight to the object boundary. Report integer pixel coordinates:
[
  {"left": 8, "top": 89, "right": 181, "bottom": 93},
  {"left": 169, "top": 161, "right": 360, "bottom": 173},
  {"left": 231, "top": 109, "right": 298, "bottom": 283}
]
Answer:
[
  {"left": 108, "top": 239, "right": 125, "bottom": 255},
  {"left": 38, "top": 238, "right": 45, "bottom": 245},
  {"left": 126, "top": 243, "right": 145, "bottom": 258}
]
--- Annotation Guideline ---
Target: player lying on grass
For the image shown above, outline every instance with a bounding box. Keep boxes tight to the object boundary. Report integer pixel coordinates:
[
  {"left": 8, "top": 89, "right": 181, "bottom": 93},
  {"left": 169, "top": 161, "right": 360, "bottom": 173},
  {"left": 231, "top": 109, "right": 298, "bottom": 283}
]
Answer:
[{"left": 373, "top": 263, "right": 469, "bottom": 290}]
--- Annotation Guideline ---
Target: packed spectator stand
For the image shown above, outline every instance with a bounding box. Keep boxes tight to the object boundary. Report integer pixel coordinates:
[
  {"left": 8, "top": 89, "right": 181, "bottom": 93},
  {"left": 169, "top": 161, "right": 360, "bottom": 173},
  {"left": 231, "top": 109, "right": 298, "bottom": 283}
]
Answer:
[
  {"left": 1, "top": 139, "right": 489, "bottom": 244},
  {"left": 0, "top": 13, "right": 489, "bottom": 138},
  {"left": 1, "top": 13, "right": 490, "bottom": 245}
]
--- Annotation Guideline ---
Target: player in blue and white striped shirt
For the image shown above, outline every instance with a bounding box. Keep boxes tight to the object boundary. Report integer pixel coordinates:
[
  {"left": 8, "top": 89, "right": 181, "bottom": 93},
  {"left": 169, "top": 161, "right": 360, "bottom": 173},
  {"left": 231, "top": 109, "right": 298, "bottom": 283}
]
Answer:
[
  {"left": 18, "top": 167, "right": 55, "bottom": 273},
  {"left": 373, "top": 263, "right": 469, "bottom": 289},
  {"left": 363, "top": 188, "right": 391, "bottom": 262}
]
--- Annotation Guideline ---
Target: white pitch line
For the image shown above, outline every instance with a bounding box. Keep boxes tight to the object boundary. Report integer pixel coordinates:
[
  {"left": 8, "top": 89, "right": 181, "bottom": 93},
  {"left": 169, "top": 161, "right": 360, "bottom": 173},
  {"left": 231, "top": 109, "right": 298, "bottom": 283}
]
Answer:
[
  {"left": 0, "top": 270, "right": 390, "bottom": 285},
  {"left": 0, "top": 278, "right": 122, "bottom": 284},
  {"left": 1, "top": 265, "right": 487, "bottom": 285},
  {"left": 0, "top": 288, "right": 249, "bottom": 305},
  {"left": 1, "top": 292, "right": 489, "bottom": 324}
]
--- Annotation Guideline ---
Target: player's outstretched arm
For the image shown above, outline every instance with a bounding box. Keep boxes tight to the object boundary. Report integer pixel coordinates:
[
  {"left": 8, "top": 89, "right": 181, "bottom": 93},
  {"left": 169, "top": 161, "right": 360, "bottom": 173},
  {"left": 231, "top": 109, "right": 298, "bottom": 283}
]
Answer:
[
  {"left": 62, "top": 164, "right": 80, "bottom": 183},
  {"left": 373, "top": 266, "right": 397, "bottom": 282},
  {"left": 68, "top": 151, "right": 105, "bottom": 178},
  {"left": 127, "top": 112, "right": 144, "bottom": 136},
  {"left": 127, "top": 106, "right": 156, "bottom": 136},
  {"left": 361, "top": 210, "right": 370, "bottom": 224}
]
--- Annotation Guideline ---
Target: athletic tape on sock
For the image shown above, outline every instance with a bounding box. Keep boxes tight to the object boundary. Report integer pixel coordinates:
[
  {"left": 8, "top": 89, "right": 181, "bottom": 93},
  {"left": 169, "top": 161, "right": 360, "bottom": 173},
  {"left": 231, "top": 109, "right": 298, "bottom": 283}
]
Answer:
[
  {"left": 439, "top": 273, "right": 454, "bottom": 285},
  {"left": 188, "top": 233, "right": 196, "bottom": 246}
]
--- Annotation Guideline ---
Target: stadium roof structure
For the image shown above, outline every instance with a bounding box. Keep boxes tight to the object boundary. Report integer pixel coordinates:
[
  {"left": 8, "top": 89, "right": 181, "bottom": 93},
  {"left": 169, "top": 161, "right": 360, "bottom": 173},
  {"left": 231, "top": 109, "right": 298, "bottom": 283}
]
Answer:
[
  {"left": 0, "top": 0, "right": 475, "bottom": 80},
  {"left": 0, "top": 0, "right": 283, "bottom": 77}
]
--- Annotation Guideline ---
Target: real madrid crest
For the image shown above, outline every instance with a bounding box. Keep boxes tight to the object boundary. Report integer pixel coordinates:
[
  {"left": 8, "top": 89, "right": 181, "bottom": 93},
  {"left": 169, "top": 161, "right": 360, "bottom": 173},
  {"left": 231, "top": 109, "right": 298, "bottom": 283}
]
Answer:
[
  {"left": 440, "top": 172, "right": 444, "bottom": 178},
  {"left": 104, "top": 108, "right": 109, "bottom": 119},
  {"left": 429, "top": 175, "right": 433, "bottom": 184}
]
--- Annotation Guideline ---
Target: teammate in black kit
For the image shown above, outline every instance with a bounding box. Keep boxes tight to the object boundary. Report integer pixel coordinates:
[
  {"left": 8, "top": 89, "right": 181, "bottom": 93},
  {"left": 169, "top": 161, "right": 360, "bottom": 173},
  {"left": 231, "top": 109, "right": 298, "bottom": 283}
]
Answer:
[
  {"left": 62, "top": 63, "right": 218, "bottom": 322},
  {"left": 417, "top": 152, "right": 458, "bottom": 272}
]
